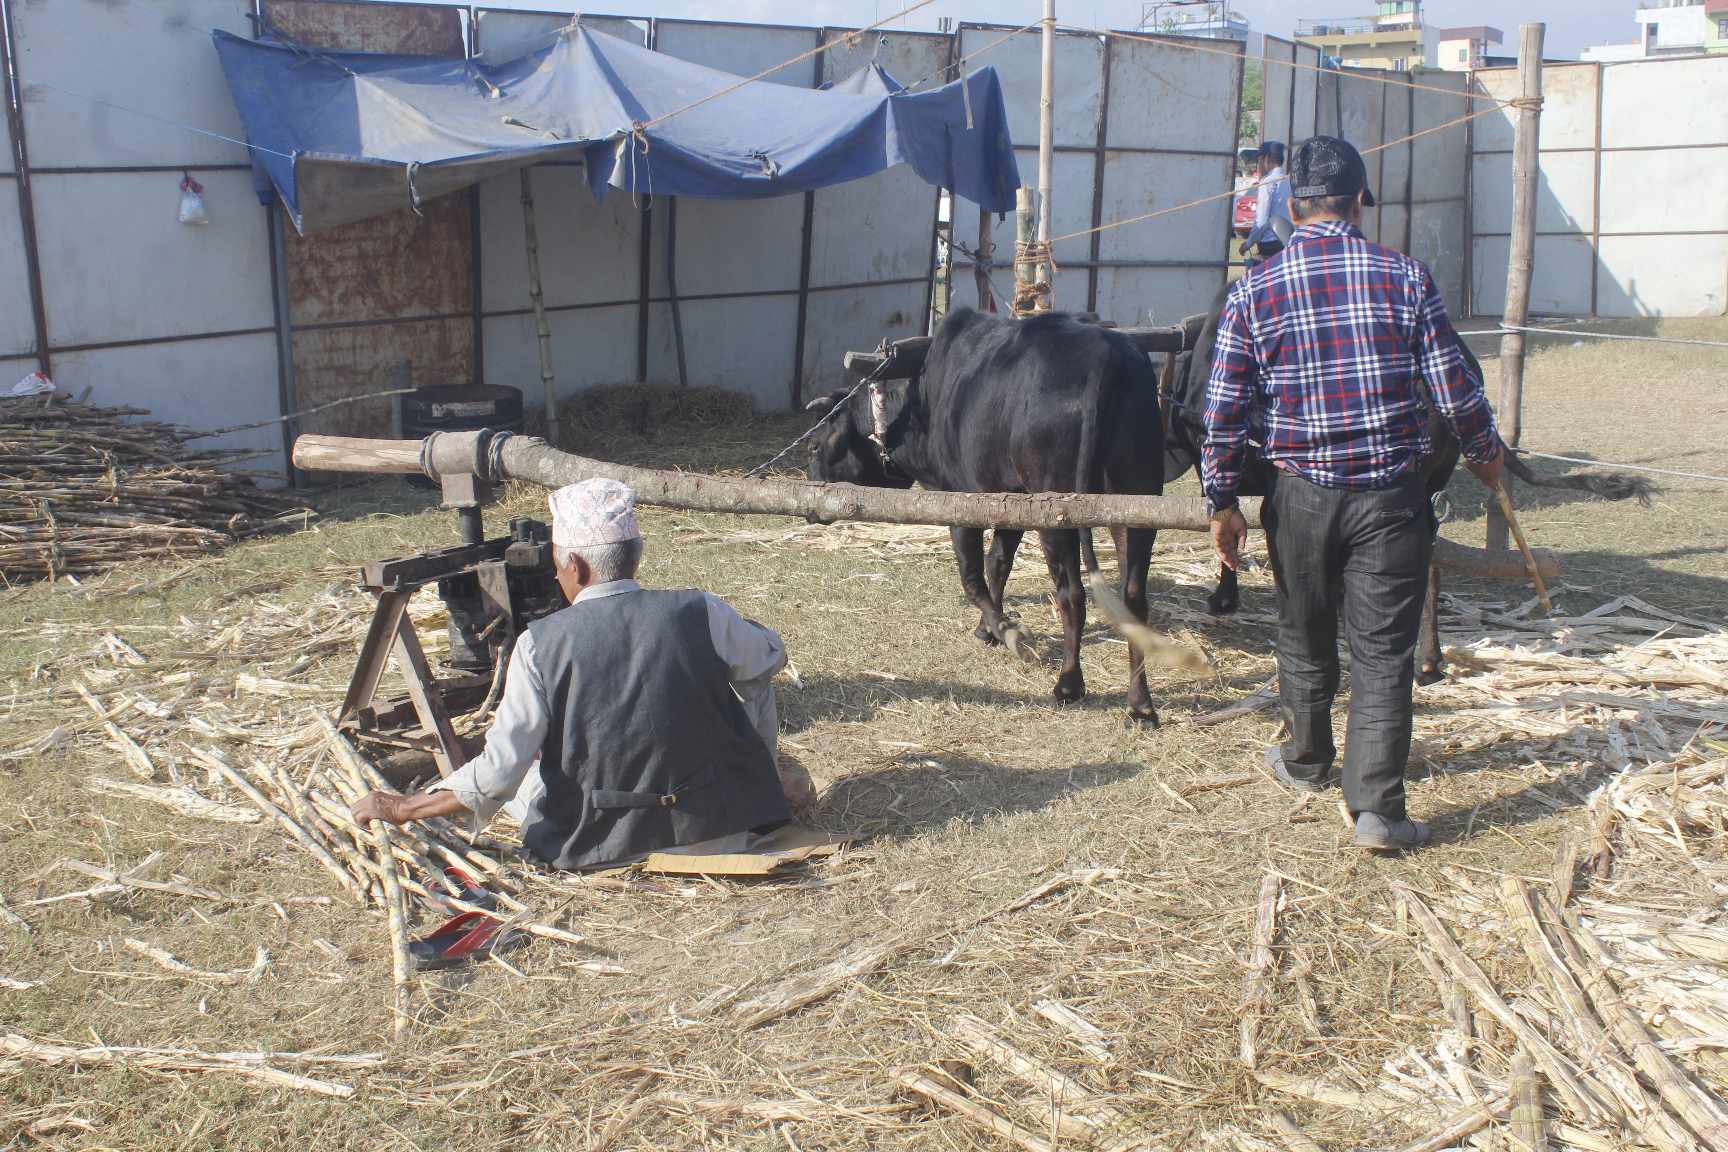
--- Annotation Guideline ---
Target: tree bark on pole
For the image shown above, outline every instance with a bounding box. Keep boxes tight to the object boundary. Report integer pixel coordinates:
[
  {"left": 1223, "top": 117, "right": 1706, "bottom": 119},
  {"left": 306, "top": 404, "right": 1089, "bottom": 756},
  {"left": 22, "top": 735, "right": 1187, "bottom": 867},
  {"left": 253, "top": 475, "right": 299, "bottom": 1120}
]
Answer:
[
  {"left": 520, "top": 167, "right": 559, "bottom": 447},
  {"left": 1035, "top": 0, "right": 1056, "bottom": 311},
  {"left": 1013, "top": 186, "right": 1040, "bottom": 315},
  {"left": 1488, "top": 23, "right": 1544, "bottom": 551},
  {"left": 290, "top": 430, "right": 1559, "bottom": 583}
]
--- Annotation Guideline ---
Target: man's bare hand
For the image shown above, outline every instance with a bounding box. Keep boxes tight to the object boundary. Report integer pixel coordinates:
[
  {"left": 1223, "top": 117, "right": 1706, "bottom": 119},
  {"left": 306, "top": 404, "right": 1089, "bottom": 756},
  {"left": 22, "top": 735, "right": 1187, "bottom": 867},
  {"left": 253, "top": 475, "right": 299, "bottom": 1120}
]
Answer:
[
  {"left": 1210, "top": 507, "right": 1249, "bottom": 572},
  {"left": 351, "top": 791, "right": 406, "bottom": 826},
  {"left": 1466, "top": 445, "right": 1505, "bottom": 491}
]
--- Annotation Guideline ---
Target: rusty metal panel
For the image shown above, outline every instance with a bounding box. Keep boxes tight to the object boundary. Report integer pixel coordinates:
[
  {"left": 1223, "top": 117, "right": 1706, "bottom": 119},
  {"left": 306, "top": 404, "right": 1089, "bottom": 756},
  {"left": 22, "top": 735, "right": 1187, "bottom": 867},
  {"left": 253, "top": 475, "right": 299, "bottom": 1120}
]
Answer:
[
  {"left": 472, "top": 8, "right": 645, "bottom": 61},
  {"left": 259, "top": 0, "right": 464, "bottom": 55},
  {"left": 292, "top": 318, "right": 474, "bottom": 439},
  {"left": 285, "top": 195, "right": 472, "bottom": 326}
]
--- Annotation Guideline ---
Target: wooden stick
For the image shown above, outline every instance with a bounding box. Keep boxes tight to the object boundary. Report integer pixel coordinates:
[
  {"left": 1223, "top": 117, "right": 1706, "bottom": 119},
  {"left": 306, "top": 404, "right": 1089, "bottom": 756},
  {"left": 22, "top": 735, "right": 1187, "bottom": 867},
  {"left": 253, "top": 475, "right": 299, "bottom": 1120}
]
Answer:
[
  {"left": 1390, "top": 1095, "right": 1512, "bottom": 1152},
  {"left": 1552, "top": 905, "right": 1728, "bottom": 1152},
  {"left": 195, "top": 749, "right": 367, "bottom": 906},
  {"left": 1396, "top": 886, "right": 1609, "bottom": 1123},
  {"left": 893, "top": 1069, "right": 1058, "bottom": 1152},
  {"left": 0, "top": 1033, "right": 356, "bottom": 1098},
  {"left": 83, "top": 776, "right": 259, "bottom": 825},
  {"left": 947, "top": 1015, "right": 1126, "bottom": 1129},
  {"left": 123, "top": 939, "right": 268, "bottom": 985},
  {"left": 1494, "top": 483, "right": 1553, "bottom": 613},
  {"left": 1510, "top": 1050, "right": 1547, "bottom": 1152},
  {"left": 1550, "top": 835, "right": 1579, "bottom": 908},
  {"left": 1240, "top": 870, "right": 1283, "bottom": 1069}
]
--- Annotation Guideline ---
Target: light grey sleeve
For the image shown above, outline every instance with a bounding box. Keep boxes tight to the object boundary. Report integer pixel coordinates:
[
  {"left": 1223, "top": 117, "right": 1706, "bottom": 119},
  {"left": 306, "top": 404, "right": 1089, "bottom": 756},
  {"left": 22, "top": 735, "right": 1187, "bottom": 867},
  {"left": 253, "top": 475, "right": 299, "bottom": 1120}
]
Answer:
[
  {"left": 704, "top": 593, "right": 785, "bottom": 753},
  {"left": 428, "top": 631, "right": 548, "bottom": 830}
]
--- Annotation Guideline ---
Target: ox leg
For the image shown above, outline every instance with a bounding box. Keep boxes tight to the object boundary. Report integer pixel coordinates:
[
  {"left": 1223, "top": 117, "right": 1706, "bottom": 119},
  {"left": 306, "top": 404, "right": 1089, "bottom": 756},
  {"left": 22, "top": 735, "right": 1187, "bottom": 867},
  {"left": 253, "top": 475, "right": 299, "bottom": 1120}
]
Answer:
[
  {"left": 1112, "top": 526, "right": 1160, "bottom": 726},
  {"left": 953, "top": 527, "right": 1013, "bottom": 650},
  {"left": 984, "top": 529, "right": 1029, "bottom": 657},
  {"left": 1417, "top": 561, "right": 1445, "bottom": 686},
  {"left": 1040, "top": 529, "right": 1087, "bottom": 704},
  {"left": 1207, "top": 562, "right": 1241, "bottom": 616}
]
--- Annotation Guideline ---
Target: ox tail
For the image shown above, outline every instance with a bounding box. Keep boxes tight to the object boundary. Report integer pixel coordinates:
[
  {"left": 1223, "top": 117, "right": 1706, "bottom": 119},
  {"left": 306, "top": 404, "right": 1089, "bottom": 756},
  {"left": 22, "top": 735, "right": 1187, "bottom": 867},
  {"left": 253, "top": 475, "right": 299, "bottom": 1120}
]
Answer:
[
  {"left": 1503, "top": 448, "right": 1655, "bottom": 505},
  {"left": 1074, "top": 371, "right": 1206, "bottom": 674}
]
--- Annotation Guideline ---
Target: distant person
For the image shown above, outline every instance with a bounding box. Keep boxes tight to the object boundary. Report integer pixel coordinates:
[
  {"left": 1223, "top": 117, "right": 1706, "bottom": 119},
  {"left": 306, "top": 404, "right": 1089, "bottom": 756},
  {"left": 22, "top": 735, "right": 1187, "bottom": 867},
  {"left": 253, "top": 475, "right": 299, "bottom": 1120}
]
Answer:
[
  {"left": 1201, "top": 136, "right": 1503, "bottom": 853},
  {"left": 351, "top": 478, "right": 812, "bottom": 869},
  {"left": 1239, "top": 140, "right": 1292, "bottom": 266}
]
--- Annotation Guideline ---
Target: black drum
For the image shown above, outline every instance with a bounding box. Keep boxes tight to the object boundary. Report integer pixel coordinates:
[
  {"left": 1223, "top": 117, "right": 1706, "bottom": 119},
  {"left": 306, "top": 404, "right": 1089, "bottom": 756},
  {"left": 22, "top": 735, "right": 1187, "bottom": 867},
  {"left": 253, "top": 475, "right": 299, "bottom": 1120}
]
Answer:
[{"left": 399, "top": 384, "right": 523, "bottom": 489}]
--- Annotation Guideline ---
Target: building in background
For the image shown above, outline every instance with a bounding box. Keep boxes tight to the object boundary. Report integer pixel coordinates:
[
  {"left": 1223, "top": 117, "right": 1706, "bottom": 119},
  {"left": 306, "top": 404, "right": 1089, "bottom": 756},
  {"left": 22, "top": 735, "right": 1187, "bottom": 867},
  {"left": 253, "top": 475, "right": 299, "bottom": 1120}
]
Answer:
[
  {"left": 1139, "top": 1, "right": 1260, "bottom": 51},
  {"left": 1435, "top": 24, "right": 1503, "bottom": 70},
  {"left": 1583, "top": 1, "right": 1725, "bottom": 61},
  {"left": 1295, "top": 2, "right": 1437, "bottom": 72}
]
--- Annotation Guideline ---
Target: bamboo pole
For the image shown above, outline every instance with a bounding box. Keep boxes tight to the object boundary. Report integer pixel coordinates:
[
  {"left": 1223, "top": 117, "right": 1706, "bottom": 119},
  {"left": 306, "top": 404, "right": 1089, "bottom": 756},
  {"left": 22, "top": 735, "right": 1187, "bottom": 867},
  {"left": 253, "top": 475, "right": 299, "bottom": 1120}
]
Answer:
[
  {"left": 1488, "top": 23, "right": 1544, "bottom": 551},
  {"left": 290, "top": 430, "right": 1563, "bottom": 583},
  {"left": 520, "top": 167, "right": 559, "bottom": 447},
  {"left": 976, "top": 205, "right": 994, "bottom": 310},
  {"left": 1035, "top": 0, "right": 1056, "bottom": 311},
  {"left": 1013, "top": 186, "right": 1040, "bottom": 315}
]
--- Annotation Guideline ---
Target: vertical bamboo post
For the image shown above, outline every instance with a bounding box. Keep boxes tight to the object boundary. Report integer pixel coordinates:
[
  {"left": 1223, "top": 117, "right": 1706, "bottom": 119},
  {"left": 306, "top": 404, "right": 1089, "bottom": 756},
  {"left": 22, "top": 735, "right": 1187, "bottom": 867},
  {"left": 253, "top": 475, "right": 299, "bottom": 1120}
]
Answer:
[
  {"left": 1013, "top": 186, "right": 1040, "bottom": 315},
  {"left": 1488, "top": 23, "right": 1544, "bottom": 551},
  {"left": 976, "top": 206, "right": 994, "bottom": 310},
  {"left": 520, "top": 167, "right": 559, "bottom": 447},
  {"left": 1035, "top": 0, "right": 1057, "bottom": 311}
]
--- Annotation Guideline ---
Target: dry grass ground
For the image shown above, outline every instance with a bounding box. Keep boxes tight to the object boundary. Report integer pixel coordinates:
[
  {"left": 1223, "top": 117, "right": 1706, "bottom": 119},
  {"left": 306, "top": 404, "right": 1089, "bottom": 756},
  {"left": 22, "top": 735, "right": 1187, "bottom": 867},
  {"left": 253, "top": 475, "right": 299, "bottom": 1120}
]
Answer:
[{"left": 1, "top": 323, "right": 1725, "bottom": 1150}]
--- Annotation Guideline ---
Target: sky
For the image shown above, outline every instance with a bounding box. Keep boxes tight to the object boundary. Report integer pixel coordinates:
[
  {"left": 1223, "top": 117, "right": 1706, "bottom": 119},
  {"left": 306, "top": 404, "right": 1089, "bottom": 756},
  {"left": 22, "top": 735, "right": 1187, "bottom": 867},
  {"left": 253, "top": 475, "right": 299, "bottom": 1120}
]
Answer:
[{"left": 473, "top": 0, "right": 1636, "bottom": 60}]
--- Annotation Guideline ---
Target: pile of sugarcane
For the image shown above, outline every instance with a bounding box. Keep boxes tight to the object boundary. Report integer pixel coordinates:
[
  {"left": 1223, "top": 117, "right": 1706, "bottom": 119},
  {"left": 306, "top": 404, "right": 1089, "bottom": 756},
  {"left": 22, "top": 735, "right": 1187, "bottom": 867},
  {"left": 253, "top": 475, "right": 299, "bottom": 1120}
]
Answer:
[{"left": 0, "top": 395, "right": 310, "bottom": 582}]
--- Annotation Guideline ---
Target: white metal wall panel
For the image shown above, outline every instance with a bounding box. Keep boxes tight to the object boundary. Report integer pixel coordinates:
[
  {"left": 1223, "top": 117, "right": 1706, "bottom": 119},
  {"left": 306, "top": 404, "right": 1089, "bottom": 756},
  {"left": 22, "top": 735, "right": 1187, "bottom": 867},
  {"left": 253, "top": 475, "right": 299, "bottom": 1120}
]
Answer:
[
  {"left": 1379, "top": 203, "right": 1410, "bottom": 255},
  {"left": 1410, "top": 201, "right": 1467, "bottom": 314},
  {"left": 651, "top": 196, "right": 804, "bottom": 297},
  {"left": 1380, "top": 76, "right": 1412, "bottom": 240},
  {"left": 50, "top": 332, "right": 284, "bottom": 474},
  {"left": 471, "top": 9, "right": 645, "bottom": 61},
  {"left": 1472, "top": 234, "right": 1594, "bottom": 316},
  {"left": 1601, "top": 57, "right": 1728, "bottom": 150},
  {"left": 1261, "top": 37, "right": 1296, "bottom": 148},
  {"left": 1097, "top": 153, "right": 1232, "bottom": 266},
  {"left": 1409, "top": 70, "right": 1469, "bottom": 314},
  {"left": 1335, "top": 72, "right": 1387, "bottom": 240},
  {"left": 479, "top": 167, "right": 641, "bottom": 312},
  {"left": 800, "top": 282, "right": 926, "bottom": 396},
  {"left": 1600, "top": 147, "right": 1728, "bottom": 235},
  {"left": 1107, "top": 35, "right": 1238, "bottom": 153},
  {"left": 0, "top": 76, "right": 12, "bottom": 174},
  {"left": 1473, "top": 65, "right": 1599, "bottom": 153},
  {"left": 1472, "top": 151, "right": 1596, "bottom": 236},
  {"left": 1596, "top": 235, "right": 1728, "bottom": 317},
  {"left": 1094, "top": 267, "right": 1224, "bottom": 328},
  {"left": 1292, "top": 45, "right": 1321, "bottom": 140},
  {"left": 960, "top": 27, "right": 1101, "bottom": 149},
  {"left": 822, "top": 26, "right": 945, "bottom": 90},
  {"left": 955, "top": 149, "right": 1093, "bottom": 303},
  {"left": 807, "top": 168, "right": 933, "bottom": 286},
  {"left": 645, "top": 298, "right": 798, "bottom": 409},
  {"left": 653, "top": 21, "right": 818, "bottom": 87},
  {"left": 11, "top": 0, "right": 254, "bottom": 169},
  {"left": 32, "top": 171, "right": 273, "bottom": 347},
  {"left": 483, "top": 305, "right": 639, "bottom": 400},
  {"left": 0, "top": 194, "right": 33, "bottom": 357}
]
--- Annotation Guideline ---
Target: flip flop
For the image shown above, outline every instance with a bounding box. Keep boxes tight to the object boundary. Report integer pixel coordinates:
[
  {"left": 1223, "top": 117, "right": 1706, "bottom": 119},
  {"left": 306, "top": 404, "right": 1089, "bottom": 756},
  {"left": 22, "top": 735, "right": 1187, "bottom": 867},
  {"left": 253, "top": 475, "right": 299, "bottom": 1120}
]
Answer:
[{"left": 409, "top": 909, "right": 524, "bottom": 971}]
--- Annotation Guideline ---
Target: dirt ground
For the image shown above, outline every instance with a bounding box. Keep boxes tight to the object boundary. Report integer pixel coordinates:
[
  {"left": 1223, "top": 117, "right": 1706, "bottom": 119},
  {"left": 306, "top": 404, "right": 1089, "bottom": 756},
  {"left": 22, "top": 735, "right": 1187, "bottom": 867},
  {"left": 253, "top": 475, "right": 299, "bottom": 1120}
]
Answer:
[{"left": 1, "top": 318, "right": 1725, "bottom": 1149}]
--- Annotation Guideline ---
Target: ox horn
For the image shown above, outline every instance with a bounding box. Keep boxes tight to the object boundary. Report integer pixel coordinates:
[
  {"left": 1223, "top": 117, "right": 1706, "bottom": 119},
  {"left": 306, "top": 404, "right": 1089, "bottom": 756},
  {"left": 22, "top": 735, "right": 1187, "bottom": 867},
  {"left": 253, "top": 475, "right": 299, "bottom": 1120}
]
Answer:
[{"left": 804, "top": 396, "right": 837, "bottom": 413}]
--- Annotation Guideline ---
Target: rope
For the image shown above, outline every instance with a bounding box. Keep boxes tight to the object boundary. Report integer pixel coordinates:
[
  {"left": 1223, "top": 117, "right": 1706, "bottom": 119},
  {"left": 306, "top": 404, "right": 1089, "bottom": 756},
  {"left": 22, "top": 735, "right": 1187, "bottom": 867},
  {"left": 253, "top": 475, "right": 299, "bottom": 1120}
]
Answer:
[
  {"left": 746, "top": 358, "right": 892, "bottom": 477},
  {"left": 1518, "top": 451, "right": 1728, "bottom": 485},
  {"left": 1010, "top": 239, "right": 1056, "bottom": 315},
  {"left": 632, "top": 0, "right": 938, "bottom": 134},
  {"left": 181, "top": 388, "right": 420, "bottom": 441},
  {"left": 902, "top": 19, "right": 1045, "bottom": 91},
  {"left": 1487, "top": 324, "right": 1728, "bottom": 350},
  {"left": 1043, "top": 98, "right": 1510, "bottom": 247}
]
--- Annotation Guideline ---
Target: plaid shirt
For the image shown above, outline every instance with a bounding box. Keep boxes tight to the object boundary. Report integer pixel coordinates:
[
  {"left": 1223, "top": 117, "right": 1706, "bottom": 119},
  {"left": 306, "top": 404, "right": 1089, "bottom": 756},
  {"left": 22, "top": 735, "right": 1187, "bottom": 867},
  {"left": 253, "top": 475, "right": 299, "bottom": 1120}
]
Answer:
[{"left": 1201, "top": 220, "right": 1498, "bottom": 509}]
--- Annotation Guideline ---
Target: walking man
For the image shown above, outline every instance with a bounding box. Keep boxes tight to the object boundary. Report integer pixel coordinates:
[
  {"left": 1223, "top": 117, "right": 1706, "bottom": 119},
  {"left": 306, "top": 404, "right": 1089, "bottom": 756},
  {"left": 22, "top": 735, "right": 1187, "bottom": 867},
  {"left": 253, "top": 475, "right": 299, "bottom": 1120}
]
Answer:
[
  {"left": 1239, "top": 140, "right": 1292, "bottom": 267},
  {"left": 1201, "top": 136, "right": 1503, "bottom": 851}
]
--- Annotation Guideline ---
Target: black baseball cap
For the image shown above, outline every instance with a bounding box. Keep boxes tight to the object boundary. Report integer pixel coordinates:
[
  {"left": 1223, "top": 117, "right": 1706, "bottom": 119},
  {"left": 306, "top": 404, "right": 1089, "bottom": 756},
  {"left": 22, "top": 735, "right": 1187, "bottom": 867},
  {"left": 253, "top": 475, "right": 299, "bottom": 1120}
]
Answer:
[{"left": 1289, "top": 135, "right": 1376, "bottom": 207}]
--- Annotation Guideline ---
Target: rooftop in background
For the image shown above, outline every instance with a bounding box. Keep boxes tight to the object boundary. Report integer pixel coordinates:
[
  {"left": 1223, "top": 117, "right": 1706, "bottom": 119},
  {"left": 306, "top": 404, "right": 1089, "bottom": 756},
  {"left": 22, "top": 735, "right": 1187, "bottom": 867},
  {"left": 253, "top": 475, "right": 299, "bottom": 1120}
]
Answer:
[
  {"left": 1137, "top": 0, "right": 1252, "bottom": 41},
  {"left": 1436, "top": 25, "right": 1503, "bottom": 44}
]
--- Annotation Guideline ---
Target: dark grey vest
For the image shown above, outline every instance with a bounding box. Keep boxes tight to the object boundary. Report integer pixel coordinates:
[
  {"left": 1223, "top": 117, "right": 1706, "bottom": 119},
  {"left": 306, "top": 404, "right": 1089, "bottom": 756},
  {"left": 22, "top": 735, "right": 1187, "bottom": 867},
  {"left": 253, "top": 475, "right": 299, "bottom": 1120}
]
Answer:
[{"left": 523, "top": 587, "right": 788, "bottom": 869}]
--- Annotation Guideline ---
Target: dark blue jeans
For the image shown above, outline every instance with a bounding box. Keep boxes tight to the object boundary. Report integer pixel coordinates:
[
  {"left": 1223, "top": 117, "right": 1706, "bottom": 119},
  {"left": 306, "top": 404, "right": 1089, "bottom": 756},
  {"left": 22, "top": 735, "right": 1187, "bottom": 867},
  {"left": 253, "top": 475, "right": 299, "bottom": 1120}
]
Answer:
[{"left": 1262, "top": 469, "right": 1432, "bottom": 821}]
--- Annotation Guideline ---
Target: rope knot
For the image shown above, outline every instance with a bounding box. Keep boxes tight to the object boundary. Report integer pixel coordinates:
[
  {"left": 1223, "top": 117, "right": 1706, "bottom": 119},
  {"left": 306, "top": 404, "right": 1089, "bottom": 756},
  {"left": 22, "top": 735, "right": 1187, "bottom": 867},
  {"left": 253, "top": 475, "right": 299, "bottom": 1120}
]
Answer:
[{"left": 1508, "top": 96, "right": 1544, "bottom": 113}]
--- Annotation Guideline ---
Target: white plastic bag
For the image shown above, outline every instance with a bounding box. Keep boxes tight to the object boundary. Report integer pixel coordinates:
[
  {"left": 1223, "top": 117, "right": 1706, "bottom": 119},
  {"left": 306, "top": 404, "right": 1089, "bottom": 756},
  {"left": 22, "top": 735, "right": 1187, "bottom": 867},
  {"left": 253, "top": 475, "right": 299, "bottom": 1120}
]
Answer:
[
  {"left": 178, "top": 173, "right": 209, "bottom": 226},
  {"left": 8, "top": 371, "right": 54, "bottom": 398}
]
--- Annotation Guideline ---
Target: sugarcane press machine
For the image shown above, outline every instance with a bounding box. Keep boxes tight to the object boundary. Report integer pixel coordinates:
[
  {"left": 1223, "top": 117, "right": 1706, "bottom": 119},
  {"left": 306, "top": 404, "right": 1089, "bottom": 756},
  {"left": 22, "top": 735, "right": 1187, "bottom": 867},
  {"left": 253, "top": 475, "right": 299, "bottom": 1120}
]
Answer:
[{"left": 335, "top": 471, "right": 564, "bottom": 783}]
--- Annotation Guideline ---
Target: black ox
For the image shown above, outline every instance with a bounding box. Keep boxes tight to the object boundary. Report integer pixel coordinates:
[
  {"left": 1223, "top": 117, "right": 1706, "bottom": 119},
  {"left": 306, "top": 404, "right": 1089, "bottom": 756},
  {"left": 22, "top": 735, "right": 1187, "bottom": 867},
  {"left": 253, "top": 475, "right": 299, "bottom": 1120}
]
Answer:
[
  {"left": 1163, "top": 287, "right": 1651, "bottom": 683},
  {"left": 805, "top": 307, "right": 1184, "bottom": 724}
]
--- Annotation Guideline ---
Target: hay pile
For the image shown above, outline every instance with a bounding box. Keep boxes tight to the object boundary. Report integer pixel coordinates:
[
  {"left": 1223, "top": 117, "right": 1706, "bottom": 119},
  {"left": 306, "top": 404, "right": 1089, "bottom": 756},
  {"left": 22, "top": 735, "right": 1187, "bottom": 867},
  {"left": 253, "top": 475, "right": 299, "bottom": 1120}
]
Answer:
[{"left": 0, "top": 395, "right": 310, "bottom": 583}]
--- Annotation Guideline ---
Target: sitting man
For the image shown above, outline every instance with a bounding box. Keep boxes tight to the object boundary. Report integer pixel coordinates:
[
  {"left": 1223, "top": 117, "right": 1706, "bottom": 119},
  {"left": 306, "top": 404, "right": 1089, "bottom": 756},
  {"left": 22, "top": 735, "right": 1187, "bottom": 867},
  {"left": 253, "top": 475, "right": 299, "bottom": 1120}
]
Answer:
[{"left": 352, "top": 478, "right": 805, "bottom": 869}]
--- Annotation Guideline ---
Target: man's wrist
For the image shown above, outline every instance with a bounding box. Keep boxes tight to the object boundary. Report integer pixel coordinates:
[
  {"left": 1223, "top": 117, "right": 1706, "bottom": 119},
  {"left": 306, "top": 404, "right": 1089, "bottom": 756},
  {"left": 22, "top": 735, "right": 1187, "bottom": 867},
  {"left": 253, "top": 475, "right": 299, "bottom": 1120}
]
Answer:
[{"left": 1205, "top": 495, "right": 1239, "bottom": 519}]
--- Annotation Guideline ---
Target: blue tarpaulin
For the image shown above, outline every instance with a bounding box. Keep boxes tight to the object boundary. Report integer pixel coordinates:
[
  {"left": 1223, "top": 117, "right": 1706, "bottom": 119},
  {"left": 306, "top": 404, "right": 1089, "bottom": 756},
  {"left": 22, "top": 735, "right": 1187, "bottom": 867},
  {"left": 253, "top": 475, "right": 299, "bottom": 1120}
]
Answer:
[{"left": 212, "top": 24, "right": 1020, "bottom": 234}]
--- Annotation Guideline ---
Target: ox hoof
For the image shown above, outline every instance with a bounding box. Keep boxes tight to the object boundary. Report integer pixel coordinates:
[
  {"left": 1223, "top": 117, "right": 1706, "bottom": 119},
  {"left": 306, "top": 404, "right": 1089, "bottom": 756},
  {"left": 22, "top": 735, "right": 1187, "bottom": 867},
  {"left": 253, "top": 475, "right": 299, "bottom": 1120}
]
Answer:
[
  {"left": 1206, "top": 589, "right": 1240, "bottom": 616},
  {"left": 1128, "top": 704, "right": 1160, "bottom": 728},
  {"left": 975, "top": 622, "right": 1002, "bottom": 647},
  {"left": 1417, "top": 666, "right": 1446, "bottom": 687},
  {"left": 1052, "top": 675, "right": 1086, "bottom": 706}
]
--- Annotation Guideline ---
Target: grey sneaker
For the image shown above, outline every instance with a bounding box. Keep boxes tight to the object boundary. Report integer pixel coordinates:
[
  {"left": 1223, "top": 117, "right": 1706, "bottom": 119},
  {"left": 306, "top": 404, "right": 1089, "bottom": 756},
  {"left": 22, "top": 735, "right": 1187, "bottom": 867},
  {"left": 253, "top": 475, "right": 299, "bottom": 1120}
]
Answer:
[
  {"left": 1266, "top": 747, "right": 1329, "bottom": 795},
  {"left": 1352, "top": 812, "right": 1432, "bottom": 852}
]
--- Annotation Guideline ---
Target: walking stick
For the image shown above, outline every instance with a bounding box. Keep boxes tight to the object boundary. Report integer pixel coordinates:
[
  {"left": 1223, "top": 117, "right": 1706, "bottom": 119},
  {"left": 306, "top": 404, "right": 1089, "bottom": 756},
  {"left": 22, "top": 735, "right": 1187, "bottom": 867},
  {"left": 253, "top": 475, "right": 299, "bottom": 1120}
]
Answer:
[{"left": 1493, "top": 483, "right": 1553, "bottom": 614}]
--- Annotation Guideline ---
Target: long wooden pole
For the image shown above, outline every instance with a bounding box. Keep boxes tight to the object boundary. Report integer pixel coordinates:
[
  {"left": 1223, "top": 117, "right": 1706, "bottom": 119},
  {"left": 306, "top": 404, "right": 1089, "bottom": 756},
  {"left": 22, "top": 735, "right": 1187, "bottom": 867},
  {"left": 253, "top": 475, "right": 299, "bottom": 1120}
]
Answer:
[
  {"left": 1013, "top": 185, "right": 1039, "bottom": 315},
  {"left": 976, "top": 205, "right": 994, "bottom": 310},
  {"left": 290, "top": 430, "right": 1559, "bottom": 582},
  {"left": 1488, "top": 23, "right": 1544, "bottom": 551},
  {"left": 520, "top": 167, "right": 559, "bottom": 447},
  {"left": 1035, "top": 0, "right": 1056, "bottom": 310}
]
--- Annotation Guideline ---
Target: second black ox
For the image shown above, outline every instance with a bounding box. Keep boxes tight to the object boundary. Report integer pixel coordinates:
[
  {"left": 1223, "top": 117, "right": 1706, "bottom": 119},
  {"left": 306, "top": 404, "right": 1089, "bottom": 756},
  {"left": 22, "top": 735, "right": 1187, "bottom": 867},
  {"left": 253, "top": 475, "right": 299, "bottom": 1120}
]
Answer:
[{"left": 804, "top": 307, "right": 1191, "bottom": 725}]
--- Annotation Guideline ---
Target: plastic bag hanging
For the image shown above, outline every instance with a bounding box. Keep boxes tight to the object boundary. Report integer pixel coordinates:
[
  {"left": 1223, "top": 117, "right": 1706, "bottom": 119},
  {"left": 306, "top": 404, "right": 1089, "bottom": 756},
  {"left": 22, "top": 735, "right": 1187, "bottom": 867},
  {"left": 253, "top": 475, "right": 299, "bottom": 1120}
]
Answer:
[{"left": 178, "top": 173, "right": 209, "bottom": 225}]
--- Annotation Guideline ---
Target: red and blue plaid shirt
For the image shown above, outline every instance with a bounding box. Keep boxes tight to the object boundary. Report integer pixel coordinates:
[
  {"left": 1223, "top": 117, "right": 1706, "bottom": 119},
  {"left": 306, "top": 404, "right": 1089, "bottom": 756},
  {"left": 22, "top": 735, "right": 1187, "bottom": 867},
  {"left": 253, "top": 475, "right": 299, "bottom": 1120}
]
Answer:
[{"left": 1201, "top": 220, "right": 1498, "bottom": 509}]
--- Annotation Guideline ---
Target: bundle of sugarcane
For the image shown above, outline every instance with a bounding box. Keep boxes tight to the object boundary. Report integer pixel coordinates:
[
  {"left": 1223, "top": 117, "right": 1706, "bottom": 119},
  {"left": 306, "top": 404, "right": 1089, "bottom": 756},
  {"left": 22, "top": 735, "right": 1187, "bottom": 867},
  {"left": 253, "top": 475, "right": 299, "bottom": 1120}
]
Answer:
[{"left": 0, "top": 395, "right": 311, "bottom": 581}]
